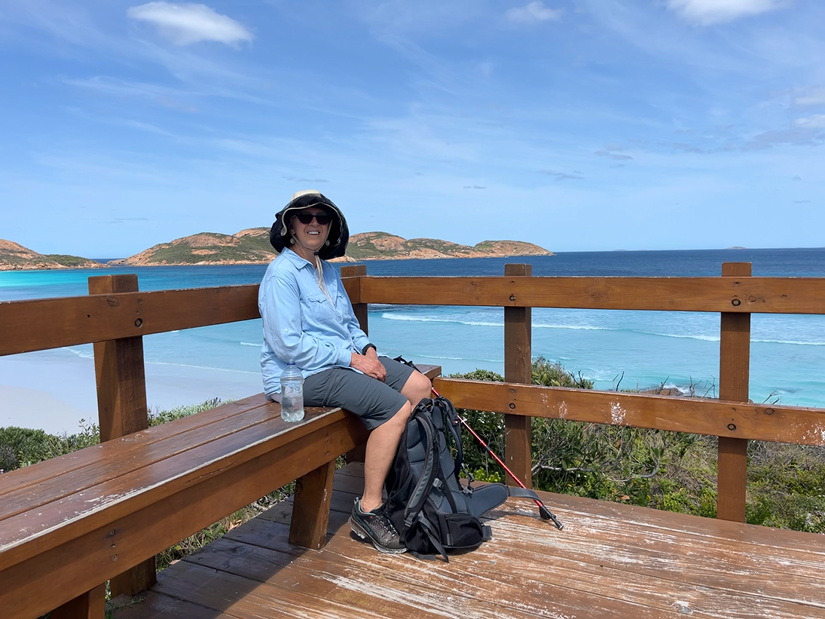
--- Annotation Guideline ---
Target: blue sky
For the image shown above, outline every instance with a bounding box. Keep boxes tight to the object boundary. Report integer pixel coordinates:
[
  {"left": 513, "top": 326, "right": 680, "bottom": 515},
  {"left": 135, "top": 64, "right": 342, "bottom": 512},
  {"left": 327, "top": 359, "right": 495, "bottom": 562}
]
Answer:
[{"left": 1, "top": 0, "right": 823, "bottom": 257}]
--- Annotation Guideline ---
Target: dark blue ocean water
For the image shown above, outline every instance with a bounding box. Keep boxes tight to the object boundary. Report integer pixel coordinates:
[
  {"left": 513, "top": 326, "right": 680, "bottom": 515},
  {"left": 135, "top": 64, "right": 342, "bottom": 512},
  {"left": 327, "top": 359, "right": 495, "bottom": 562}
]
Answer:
[{"left": 2, "top": 247, "right": 824, "bottom": 409}]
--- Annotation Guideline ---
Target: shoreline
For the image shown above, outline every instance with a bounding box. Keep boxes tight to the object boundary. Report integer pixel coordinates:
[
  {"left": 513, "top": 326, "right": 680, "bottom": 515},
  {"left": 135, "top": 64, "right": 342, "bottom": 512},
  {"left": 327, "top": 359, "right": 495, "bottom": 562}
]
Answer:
[
  {"left": 0, "top": 251, "right": 555, "bottom": 271},
  {"left": 0, "top": 348, "right": 263, "bottom": 435}
]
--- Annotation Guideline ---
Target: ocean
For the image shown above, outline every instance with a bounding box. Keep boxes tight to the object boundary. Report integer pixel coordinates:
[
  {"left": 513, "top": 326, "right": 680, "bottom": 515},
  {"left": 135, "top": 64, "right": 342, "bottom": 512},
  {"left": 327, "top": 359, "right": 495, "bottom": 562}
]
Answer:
[{"left": 2, "top": 247, "right": 825, "bottom": 433}]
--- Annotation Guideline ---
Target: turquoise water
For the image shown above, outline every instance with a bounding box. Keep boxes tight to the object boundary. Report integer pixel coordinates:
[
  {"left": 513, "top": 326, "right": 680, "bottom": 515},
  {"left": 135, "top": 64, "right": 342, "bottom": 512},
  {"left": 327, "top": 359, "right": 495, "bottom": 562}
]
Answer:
[{"left": 2, "top": 248, "right": 825, "bottom": 409}]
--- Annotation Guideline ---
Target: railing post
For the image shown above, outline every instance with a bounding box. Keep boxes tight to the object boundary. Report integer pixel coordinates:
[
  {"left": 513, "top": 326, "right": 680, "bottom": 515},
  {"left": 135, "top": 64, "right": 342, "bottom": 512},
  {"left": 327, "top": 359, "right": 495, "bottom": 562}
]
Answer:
[
  {"left": 341, "top": 265, "right": 369, "bottom": 464},
  {"left": 87, "top": 274, "right": 156, "bottom": 596},
  {"left": 717, "top": 262, "right": 751, "bottom": 522},
  {"left": 88, "top": 275, "right": 150, "bottom": 440},
  {"left": 341, "top": 264, "right": 368, "bottom": 332},
  {"left": 504, "top": 263, "right": 532, "bottom": 488}
]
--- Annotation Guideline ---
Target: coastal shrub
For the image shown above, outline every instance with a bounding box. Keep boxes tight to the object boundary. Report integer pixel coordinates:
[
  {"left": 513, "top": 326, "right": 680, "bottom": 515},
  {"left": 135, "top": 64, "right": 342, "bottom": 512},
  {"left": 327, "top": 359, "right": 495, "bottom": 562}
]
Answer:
[
  {"left": 449, "top": 357, "right": 597, "bottom": 488},
  {"left": 149, "top": 397, "right": 224, "bottom": 425},
  {"left": 450, "top": 360, "right": 715, "bottom": 516},
  {"left": 0, "top": 427, "right": 67, "bottom": 469},
  {"left": 45, "top": 254, "right": 98, "bottom": 267},
  {"left": 745, "top": 441, "right": 825, "bottom": 532},
  {"left": 450, "top": 359, "right": 825, "bottom": 532},
  {"left": 0, "top": 443, "right": 18, "bottom": 472}
]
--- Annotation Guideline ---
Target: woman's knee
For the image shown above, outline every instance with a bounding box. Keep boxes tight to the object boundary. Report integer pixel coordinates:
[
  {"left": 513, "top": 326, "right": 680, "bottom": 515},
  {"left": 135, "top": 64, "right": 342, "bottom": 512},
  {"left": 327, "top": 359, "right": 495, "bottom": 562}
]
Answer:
[
  {"left": 405, "top": 370, "right": 432, "bottom": 401},
  {"left": 382, "top": 400, "right": 412, "bottom": 432}
]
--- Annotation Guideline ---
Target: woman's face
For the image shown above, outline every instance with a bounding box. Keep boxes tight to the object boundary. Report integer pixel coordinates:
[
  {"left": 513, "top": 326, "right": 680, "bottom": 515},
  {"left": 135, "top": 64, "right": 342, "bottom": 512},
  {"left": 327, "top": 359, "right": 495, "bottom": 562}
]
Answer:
[{"left": 290, "top": 207, "right": 331, "bottom": 256}]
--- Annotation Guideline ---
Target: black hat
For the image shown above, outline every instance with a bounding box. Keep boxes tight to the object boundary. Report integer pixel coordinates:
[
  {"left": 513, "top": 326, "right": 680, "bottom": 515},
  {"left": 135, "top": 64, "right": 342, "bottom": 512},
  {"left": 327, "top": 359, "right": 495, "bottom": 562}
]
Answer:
[{"left": 269, "top": 190, "right": 349, "bottom": 259}]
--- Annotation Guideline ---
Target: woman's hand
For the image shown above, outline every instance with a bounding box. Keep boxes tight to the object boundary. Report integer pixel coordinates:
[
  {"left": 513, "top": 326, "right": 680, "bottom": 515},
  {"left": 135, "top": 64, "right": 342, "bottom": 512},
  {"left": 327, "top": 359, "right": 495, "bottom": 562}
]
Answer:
[{"left": 350, "top": 348, "right": 386, "bottom": 381}]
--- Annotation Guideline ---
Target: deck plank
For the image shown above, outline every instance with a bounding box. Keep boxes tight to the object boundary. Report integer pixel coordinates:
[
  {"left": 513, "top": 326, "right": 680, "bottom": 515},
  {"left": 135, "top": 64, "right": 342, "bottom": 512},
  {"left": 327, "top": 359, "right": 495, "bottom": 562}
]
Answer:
[{"left": 110, "top": 463, "right": 825, "bottom": 619}]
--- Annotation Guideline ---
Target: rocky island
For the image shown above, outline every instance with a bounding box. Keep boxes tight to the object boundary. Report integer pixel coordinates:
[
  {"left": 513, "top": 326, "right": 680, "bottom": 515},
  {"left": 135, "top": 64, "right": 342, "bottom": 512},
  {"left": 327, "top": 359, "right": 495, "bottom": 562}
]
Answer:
[
  {"left": 0, "top": 240, "right": 105, "bottom": 271},
  {"left": 0, "top": 230, "right": 552, "bottom": 270}
]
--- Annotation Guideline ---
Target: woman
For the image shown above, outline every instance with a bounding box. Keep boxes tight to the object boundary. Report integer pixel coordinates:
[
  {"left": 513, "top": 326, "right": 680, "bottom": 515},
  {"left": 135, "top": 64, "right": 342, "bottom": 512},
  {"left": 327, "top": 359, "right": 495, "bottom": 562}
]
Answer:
[{"left": 259, "top": 190, "right": 431, "bottom": 554}]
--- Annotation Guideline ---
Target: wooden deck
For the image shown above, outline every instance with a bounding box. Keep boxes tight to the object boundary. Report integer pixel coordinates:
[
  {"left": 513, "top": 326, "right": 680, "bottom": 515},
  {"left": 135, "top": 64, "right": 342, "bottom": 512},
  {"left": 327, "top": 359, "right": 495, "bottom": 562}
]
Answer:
[{"left": 110, "top": 463, "right": 825, "bottom": 619}]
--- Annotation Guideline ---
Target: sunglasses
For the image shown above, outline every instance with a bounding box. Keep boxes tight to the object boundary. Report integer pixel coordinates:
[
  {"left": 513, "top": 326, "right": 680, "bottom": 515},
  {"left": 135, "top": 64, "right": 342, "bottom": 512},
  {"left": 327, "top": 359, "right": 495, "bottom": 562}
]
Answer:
[{"left": 294, "top": 212, "right": 331, "bottom": 226}]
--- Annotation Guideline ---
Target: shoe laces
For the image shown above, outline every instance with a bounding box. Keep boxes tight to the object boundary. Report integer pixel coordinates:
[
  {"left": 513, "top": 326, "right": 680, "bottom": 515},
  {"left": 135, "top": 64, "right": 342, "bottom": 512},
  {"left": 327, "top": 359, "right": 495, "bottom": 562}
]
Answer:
[{"left": 361, "top": 503, "right": 398, "bottom": 539}]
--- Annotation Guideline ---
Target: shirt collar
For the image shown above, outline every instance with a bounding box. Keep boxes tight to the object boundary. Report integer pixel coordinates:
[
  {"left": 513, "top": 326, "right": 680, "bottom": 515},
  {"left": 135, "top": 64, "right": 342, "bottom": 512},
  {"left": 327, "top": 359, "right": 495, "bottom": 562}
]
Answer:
[{"left": 283, "top": 247, "right": 318, "bottom": 269}]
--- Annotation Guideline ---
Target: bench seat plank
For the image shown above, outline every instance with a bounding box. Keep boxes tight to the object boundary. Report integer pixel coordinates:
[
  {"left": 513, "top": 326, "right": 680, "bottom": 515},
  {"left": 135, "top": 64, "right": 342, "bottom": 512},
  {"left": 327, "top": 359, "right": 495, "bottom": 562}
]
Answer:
[
  {"left": 0, "top": 403, "right": 359, "bottom": 563},
  {"left": 0, "top": 363, "right": 440, "bottom": 525},
  {"left": 0, "top": 394, "right": 272, "bottom": 510},
  {"left": 0, "top": 409, "right": 364, "bottom": 618}
]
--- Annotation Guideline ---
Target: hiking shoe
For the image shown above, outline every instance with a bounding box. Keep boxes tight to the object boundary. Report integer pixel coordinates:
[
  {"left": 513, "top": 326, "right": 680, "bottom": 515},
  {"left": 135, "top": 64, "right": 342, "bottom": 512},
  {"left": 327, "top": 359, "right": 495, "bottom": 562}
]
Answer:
[{"left": 349, "top": 498, "right": 406, "bottom": 554}]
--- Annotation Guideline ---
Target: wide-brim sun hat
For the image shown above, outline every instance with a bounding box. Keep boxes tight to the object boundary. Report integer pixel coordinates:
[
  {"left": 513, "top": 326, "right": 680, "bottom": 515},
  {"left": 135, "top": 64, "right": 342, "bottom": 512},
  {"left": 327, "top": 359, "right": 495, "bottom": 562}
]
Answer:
[{"left": 269, "top": 190, "right": 349, "bottom": 259}]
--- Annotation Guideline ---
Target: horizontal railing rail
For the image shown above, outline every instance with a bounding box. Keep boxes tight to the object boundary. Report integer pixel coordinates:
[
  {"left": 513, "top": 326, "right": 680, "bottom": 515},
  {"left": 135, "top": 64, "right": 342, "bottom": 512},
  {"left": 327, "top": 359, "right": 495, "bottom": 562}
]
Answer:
[
  {"left": 433, "top": 378, "right": 825, "bottom": 447},
  {"left": 5, "top": 274, "right": 825, "bottom": 356},
  {"left": 354, "top": 275, "right": 825, "bottom": 313},
  {"left": 0, "top": 282, "right": 260, "bottom": 356}
]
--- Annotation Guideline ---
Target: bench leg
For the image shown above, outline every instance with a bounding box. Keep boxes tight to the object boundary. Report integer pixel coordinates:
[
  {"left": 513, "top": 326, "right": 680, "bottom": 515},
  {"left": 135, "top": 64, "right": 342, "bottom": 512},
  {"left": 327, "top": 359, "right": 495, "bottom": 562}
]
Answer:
[
  {"left": 110, "top": 556, "right": 157, "bottom": 598},
  {"left": 289, "top": 460, "right": 336, "bottom": 549},
  {"left": 345, "top": 443, "right": 367, "bottom": 463},
  {"left": 50, "top": 583, "right": 106, "bottom": 619}
]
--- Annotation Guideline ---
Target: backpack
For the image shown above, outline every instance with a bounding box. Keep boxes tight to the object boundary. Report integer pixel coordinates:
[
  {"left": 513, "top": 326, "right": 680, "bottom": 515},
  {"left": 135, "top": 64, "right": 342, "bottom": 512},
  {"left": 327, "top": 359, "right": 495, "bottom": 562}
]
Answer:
[{"left": 383, "top": 395, "right": 549, "bottom": 561}]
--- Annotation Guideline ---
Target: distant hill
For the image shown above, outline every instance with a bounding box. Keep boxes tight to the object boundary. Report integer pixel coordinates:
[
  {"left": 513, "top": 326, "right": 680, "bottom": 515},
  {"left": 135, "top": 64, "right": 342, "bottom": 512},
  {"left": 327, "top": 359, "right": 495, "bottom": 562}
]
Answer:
[
  {"left": 1, "top": 231, "right": 553, "bottom": 270},
  {"left": 345, "top": 232, "right": 552, "bottom": 261},
  {"left": 109, "top": 229, "right": 553, "bottom": 266},
  {"left": 107, "top": 229, "right": 275, "bottom": 266},
  {"left": 0, "top": 240, "right": 104, "bottom": 271}
]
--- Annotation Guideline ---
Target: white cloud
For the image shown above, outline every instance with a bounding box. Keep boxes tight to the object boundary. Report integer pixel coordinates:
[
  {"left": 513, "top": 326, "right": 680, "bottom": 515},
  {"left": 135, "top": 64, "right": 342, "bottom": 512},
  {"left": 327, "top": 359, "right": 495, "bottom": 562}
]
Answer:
[
  {"left": 795, "top": 87, "right": 825, "bottom": 107},
  {"left": 795, "top": 115, "right": 825, "bottom": 129},
  {"left": 595, "top": 149, "right": 634, "bottom": 161},
  {"left": 505, "top": 1, "right": 563, "bottom": 25},
  {"left": 666, "top": 0, "right": 786, "bottom": 25},
  {"left": 127, "top": 2, "right": 253, "bottom": 46}
]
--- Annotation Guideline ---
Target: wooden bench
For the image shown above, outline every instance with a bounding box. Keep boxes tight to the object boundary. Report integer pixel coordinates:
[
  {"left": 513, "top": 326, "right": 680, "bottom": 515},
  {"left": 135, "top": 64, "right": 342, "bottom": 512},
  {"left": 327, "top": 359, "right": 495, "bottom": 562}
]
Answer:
[{"left": 0, "top": 365, "right": 441, "bottom": 619}]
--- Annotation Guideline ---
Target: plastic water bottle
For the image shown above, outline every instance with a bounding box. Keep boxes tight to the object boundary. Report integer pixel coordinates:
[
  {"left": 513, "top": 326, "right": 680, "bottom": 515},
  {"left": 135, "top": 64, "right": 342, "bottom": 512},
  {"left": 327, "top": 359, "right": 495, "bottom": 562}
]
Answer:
[{"left": 279, "top": 363, "right": 305, "bottom": 422}]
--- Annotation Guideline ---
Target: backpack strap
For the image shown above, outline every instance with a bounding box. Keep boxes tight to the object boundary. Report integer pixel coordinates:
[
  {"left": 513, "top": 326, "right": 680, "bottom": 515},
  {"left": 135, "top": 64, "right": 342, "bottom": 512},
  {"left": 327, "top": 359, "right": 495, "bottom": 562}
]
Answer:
[
  {"left": 402, "top": 404, "right": 439, "bottom": 530},
  {"left": 506, "top": 486, "right": 544, "bottom": 501},
  {"left": 436, "top": 396, "right": 465, "bottom": 482},
  {"left": 505, "top": 486, "right": 563, "bottom": 525},
  {"left": 414, "top": 512, "right": 450, "bottom": 562}
]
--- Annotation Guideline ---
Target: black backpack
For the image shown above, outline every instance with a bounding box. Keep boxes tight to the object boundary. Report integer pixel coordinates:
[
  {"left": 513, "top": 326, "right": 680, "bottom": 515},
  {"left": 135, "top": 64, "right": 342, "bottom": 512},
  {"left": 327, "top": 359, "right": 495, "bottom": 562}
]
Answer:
[{"left": 383, "top": 395, "right": 551, "bottom": 561}]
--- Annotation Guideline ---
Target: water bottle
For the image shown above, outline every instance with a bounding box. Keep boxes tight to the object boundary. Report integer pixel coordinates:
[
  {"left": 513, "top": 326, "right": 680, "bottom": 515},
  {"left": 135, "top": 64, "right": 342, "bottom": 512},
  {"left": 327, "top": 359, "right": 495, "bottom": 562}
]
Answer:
[{"left": 279, "top": 363, "right": 305, "bottom": 422}]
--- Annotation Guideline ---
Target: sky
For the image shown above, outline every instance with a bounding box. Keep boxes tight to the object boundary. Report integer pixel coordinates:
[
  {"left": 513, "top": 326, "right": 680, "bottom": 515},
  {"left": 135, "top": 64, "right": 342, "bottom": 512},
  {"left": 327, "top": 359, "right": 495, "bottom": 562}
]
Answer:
[{"left": 1, "top": 0, "right": 824, "bottom": 258}]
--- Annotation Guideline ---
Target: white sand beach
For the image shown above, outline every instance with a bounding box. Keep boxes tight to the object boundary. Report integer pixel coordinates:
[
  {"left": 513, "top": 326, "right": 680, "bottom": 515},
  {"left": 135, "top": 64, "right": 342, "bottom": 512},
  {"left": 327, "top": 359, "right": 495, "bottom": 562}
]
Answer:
[{"left": 0, "top": 348, "right": 264, "bottom": 435}]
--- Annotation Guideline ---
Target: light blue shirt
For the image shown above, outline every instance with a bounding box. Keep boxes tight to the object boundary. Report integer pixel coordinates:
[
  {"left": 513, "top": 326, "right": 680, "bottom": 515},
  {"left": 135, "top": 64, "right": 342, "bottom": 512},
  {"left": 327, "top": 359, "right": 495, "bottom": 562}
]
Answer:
[{"left": 258, "top": 248, "right": 371, "bottom": 396}]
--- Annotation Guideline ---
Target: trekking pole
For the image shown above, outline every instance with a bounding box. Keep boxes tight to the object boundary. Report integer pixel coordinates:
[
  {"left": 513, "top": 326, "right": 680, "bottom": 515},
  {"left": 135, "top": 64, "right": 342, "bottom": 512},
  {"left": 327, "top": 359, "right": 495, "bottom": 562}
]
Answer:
[{"left": 430, "top": 386, "right": 564, "bottom": 530}]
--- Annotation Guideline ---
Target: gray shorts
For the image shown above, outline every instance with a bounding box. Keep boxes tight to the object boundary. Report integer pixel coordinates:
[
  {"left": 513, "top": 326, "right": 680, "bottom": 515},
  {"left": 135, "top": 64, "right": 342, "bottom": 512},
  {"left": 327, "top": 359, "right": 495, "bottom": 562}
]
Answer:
[{"left": 304, "top": 357, "right": 415, "bottom": 430}]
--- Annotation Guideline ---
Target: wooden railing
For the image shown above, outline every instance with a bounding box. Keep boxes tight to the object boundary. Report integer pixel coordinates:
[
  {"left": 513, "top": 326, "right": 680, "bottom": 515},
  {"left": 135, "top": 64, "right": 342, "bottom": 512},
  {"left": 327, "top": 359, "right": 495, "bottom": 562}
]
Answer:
[
  {"left": 345, "top": 262, "right": 825, "bottom": 523},
  {"left": 1, "top": 262, "right": 825, "bottom": 580}
]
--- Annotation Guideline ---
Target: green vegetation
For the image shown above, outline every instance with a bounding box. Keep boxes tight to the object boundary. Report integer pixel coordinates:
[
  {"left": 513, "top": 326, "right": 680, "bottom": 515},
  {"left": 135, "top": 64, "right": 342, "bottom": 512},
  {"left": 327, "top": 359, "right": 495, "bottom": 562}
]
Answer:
[
  {"left": 141, "top": 232, "right": 274, "bottom": 264},
  {"left": 451, "top": 356, "right": 825, "bottom": 533},
  {"left": 0, "top": 239, "right": 102, "bottom": 270},
  {"left": 342, "top": 232, "right": 551, "bottom": 261},
  {"left": 343, "top": 232, "right": 471, "bottom": 260},
  {"left": 44, "top": 254, "right": 101, "bottom": 267}
]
